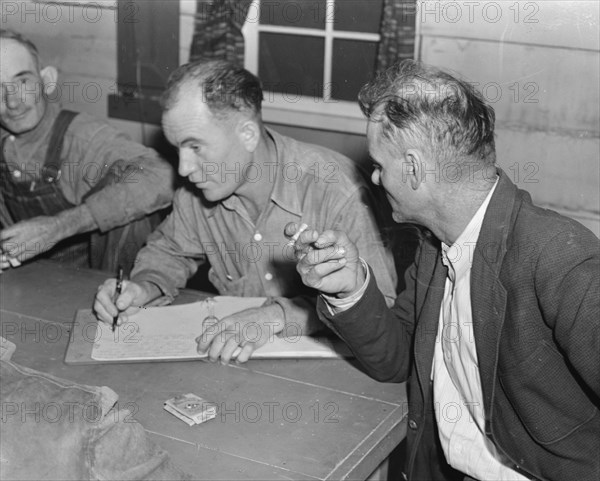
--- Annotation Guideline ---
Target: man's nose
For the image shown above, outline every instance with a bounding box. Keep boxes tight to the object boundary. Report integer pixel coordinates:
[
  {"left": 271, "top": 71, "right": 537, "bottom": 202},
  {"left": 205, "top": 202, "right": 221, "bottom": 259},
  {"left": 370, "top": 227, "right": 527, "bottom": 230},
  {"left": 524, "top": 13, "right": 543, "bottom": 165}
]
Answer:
[
  {"left": 178, "top": 150, "right": 197, "bottom": 177},
  {"left": 3, "top": 85, "right": 22, "bottom": 109}
]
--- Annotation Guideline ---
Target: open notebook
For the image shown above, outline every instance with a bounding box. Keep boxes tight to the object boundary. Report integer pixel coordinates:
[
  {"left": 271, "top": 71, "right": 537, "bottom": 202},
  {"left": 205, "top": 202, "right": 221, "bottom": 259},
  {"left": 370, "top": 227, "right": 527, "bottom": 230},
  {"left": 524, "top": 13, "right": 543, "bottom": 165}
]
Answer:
[{"left": 90, "top": 296, "right": 352, "bottom": 362}]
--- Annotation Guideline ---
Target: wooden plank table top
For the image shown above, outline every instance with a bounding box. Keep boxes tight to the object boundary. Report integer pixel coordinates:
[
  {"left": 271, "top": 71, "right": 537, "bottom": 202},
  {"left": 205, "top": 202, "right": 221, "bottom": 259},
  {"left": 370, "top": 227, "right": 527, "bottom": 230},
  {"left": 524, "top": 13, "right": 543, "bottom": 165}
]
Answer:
[{"left": 0, "top": 260, "right": 407, "bottom": 480}]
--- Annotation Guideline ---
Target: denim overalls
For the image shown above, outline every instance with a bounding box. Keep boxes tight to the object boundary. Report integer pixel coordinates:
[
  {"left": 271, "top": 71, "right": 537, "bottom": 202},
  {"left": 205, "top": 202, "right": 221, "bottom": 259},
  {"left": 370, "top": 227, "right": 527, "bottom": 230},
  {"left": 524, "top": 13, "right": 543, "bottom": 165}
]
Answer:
[{"left": 0, "top": 110, "right": 158, "bottom": 273}]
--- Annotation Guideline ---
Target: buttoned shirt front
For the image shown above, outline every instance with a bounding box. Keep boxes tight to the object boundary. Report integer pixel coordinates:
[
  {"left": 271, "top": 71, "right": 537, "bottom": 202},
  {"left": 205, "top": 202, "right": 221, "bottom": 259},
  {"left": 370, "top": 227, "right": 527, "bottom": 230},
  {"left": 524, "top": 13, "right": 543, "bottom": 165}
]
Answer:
[
  {"left": 432, "top": 178, "right": 528, "bottom": 480},
  {"left": 131, "top": 128, "right": 397, "bottom": 334}
]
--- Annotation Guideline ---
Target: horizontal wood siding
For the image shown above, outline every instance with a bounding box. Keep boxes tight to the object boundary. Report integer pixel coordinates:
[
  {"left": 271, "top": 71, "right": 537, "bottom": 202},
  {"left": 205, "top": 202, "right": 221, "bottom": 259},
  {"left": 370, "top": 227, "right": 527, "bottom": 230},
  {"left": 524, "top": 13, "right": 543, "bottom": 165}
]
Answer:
[{"left": 419, "top": 1, "right": 600, "bottom": 236}]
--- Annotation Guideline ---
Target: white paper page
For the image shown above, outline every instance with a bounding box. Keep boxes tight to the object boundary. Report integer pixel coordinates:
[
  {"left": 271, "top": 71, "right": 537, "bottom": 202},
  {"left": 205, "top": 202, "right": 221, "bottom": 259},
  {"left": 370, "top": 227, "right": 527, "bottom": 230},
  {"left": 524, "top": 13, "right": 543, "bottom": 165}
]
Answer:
[{"left": 91, "top": 297, "right": 350, "bottom": 361}]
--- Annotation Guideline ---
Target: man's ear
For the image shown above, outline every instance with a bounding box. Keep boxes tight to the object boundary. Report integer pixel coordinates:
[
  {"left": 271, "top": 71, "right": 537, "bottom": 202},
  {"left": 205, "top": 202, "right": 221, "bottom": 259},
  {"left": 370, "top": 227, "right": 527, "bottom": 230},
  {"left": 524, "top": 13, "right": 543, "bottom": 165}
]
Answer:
[
  {"left": 237, "top": 118, "right": 260, "bottom": 153},
  {"left": 40, "top": 66, "right": 58, "bottom": 96},
  {"left": 405, "top": 149, "right": 425, "bottom": 190}
]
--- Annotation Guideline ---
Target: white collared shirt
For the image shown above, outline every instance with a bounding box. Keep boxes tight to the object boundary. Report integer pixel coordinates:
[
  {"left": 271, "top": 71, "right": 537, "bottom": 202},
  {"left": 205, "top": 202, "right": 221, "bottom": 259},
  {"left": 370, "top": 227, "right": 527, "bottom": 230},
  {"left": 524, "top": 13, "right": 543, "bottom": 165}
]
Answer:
[{"left": 432, "top": 178, "right": 527, "bottom": 480}]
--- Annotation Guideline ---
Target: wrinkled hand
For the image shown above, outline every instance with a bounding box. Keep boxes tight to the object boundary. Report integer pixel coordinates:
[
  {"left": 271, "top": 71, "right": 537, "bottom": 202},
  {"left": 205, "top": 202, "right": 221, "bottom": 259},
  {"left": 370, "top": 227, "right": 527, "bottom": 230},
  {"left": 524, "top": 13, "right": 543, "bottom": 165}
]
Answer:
[
  {"left": 93, "top": 279, "right": 159, "bottom": 327},
  {"left": 196, "top": 304, "right": 285, "bottom": 364},
  {"left": 284, "top": 222, "right": 364, "bottom": 298},
  {"left": 0, "top": 216, "right": 64, "bottom": 269}
]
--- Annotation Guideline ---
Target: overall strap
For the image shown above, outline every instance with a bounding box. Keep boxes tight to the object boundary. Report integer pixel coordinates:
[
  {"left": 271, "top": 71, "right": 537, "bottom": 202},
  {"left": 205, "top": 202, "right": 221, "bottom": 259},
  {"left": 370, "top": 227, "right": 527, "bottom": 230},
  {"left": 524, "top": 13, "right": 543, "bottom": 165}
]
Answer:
[
  {"left": 0, "top": 136, "right": 14, "bottom": 227},
  {"left": 0, "top": 110, "right": 79, "bottom": 228}
]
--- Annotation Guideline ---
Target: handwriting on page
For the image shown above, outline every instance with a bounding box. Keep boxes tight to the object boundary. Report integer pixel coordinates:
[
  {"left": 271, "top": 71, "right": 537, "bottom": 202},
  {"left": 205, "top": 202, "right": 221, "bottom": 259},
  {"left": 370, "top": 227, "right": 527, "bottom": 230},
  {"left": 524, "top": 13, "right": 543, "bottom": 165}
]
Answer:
[
  {"left": 92, "top": 297, "right": 265, "bottom": 361},
  {"left": 93, "top": 329, "right": 200, "bottom": 361},
  {"left": 90, "top": 296, "right": 350, "bottom": 361}
]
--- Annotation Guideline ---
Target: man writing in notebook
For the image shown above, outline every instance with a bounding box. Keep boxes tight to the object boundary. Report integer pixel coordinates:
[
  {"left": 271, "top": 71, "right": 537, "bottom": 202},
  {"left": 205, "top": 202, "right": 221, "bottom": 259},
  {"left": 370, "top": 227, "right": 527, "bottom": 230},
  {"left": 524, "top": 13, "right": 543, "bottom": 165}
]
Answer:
[
  {"left": 0, "top": 29, "right": 174, "bottom": 273},
  {"left": 93, "top": 59, "right": 396, "bottom": 363},
  {"left": 289, "top": 60, "right": 599, "bottom": 480}
]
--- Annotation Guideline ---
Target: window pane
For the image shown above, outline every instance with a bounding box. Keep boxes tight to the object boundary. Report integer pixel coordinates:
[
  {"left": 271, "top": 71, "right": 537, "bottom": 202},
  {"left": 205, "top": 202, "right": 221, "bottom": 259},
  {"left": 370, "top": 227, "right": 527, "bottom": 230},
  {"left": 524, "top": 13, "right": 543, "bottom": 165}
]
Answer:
[
  {"left": 260, "top": 0, "right": 326, "bottom": 29},
  {"left": 334, "top": 0, "right": 383, "bottom": 33},
  {"left": 259, "top": 33, "right": 324, "bottom": 99},
  {"left": 331, "top": 39, "right": 377, "bottom": 101}
]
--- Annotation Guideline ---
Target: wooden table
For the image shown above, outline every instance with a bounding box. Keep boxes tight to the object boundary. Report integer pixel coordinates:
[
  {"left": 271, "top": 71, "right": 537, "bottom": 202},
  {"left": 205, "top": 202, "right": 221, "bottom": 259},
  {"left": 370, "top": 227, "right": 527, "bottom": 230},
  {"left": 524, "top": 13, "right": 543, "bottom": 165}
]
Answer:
[{"left": 0, "top": 260, "right": 407, "bottom": 480}]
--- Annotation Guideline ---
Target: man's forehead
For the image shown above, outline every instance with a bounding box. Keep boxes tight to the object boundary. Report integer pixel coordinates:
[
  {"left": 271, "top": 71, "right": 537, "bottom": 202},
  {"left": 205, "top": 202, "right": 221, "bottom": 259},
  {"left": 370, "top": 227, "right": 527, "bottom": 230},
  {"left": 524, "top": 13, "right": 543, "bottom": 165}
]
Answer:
[
  {"left": 366, "top": 121, "right": 385, "bottom": 148},
  {"left": 0, "top": 39, "right": 38, "bottom": 78},
  {"left": 162, "top": 89, "right": 217, "bottom": 140}
]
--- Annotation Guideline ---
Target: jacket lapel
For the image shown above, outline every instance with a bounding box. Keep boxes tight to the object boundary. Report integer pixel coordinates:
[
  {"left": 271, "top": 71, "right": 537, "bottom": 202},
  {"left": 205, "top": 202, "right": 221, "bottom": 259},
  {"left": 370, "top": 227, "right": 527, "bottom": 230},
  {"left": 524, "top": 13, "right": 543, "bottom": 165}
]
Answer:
[
  {"left": 470, "top": 170, "right": 518, "bottom": 418},
  {"left": 413, "top": 238, "right": 447, "bottom": 397}
]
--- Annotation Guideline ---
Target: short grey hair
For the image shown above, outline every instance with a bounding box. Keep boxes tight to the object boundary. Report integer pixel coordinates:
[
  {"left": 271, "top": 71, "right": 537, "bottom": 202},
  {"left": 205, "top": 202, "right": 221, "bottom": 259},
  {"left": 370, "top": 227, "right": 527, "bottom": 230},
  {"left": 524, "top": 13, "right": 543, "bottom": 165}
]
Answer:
[{"left": 359, "top": 60, "right": 496, "bottom": 166}]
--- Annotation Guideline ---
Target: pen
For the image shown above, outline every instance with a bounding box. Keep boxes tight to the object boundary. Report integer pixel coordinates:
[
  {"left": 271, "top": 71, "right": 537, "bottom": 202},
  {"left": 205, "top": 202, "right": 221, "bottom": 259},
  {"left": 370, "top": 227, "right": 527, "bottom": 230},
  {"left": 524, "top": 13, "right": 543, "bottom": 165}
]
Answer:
[{"left": 112, "top": 266, "right": 124, "bottom": 332}]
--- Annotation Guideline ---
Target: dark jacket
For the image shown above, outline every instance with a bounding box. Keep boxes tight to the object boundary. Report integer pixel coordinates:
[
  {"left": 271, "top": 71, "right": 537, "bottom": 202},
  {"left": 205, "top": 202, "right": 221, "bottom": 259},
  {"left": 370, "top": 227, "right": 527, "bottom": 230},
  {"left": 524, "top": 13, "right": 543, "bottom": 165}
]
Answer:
[{"left": 320, "top": 170, "right": 599, "bottom": 481}]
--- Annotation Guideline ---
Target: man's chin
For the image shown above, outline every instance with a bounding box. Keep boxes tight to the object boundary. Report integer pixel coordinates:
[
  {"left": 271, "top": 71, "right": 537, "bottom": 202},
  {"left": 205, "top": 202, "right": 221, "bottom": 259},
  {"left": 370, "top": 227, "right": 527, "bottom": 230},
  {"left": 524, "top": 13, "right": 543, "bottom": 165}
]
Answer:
[
  {"left": 2, "top": 117, "right": 37, "bottom": 135},
  {"left": 197, "top": 186, "right": 222, "bottom": 203},
  {"left": 392, "top": 212, "right": 404, "bottom": 223}
]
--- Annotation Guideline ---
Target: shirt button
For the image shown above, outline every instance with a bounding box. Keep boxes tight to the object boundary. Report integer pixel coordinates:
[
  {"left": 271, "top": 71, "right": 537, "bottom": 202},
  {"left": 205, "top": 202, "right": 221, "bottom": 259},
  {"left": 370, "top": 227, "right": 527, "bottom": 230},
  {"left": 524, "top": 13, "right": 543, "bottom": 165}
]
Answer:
[
  {"left": 13, "top": 169, "right": 21, "bottom": 178},
  {"left": 264, "top": 273, "right": 273, "bottom": 281},
  {"left": 253, "top": 232, "right": 262, "bottom": 242},
  {"left": 408, "top": 419, "right": 418, "bottom": 430}
]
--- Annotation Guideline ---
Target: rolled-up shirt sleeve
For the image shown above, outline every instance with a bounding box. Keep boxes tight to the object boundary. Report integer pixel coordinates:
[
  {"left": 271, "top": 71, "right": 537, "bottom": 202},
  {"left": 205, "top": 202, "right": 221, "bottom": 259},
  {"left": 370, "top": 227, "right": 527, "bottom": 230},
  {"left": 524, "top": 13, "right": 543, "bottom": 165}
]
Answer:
[
  {"left": 130, "top": 188, "right": 206, "bottom": 300},
  {"left": 59, "top": 118, "right": 174, "bottom": 233}
]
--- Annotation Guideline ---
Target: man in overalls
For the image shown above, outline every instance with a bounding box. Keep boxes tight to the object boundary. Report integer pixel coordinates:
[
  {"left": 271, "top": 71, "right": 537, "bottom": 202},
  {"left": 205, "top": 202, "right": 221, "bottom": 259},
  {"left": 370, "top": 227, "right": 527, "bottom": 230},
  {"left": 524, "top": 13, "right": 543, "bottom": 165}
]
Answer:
[{"left": 0, "top": 29, "right": 174, "bottom": 273}]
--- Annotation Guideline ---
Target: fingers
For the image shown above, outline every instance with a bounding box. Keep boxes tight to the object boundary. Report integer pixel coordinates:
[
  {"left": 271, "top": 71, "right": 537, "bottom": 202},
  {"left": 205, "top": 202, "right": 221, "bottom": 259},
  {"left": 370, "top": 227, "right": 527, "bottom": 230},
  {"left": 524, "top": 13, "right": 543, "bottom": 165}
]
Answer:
[
  {"left": 283, "top": 222, "right": 299, "bottom": 238},
  {"left": 0, "top": 236, "right": 23, "bottom": 266},
  {"left": 94, "top": 279, "right": 118, "bottom": 324},
  {"left": 93, "top": 279, "right": 142, "bottom": 325},
  {"left": 196, "top": 319, "right": 244, "bottom": 364},
  {"left": 1, "top": 237, "right": 44, "bottom": 264},
  {"left": 0, "top": 252, "right": 21, "bottom": 270},
  {"left": 234, "top": 343, "right": 255, "bottom": 364},
  {"left": 196, "top": 312, "right": 266, "bottom": 365},
  {"left": 0, "top": 218, "right": 61, "bottom": 263},
  {"left": 284, "top": 222, "right": 318, "bottom": 255},
  {"left": 219, "top": 338, "right": 246, "bottom": 365},
  {"left": 292, "top": 229, "right": 363, "bottom": 296},
  {"left": 300, "top": 258, "right": 347, "bottom": 287},
  {"left": 302, "top": 244, "right": 346, "bottom": 265},
  {"left": 196, "top": 317, "right": 225, "bottom": 354}
]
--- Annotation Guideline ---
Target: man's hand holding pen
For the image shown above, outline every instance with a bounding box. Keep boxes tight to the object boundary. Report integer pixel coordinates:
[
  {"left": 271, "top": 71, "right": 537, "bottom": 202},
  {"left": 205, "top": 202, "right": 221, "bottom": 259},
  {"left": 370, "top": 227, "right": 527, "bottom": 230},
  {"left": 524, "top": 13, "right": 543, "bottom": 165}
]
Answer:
[
  {"left": 93, "top": 278, "right": 163, "bottom": 327},
  {"left": 284, "top": 222, "right": 366, "bottom": 299}
]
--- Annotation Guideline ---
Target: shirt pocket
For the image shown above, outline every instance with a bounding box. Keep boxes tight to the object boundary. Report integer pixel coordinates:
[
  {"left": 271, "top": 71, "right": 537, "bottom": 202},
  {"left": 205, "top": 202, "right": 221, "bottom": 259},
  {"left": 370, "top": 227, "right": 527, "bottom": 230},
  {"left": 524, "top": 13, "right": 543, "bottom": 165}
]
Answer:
[{"left": 498, "top": 340, "right": 597, "bottom": 445}]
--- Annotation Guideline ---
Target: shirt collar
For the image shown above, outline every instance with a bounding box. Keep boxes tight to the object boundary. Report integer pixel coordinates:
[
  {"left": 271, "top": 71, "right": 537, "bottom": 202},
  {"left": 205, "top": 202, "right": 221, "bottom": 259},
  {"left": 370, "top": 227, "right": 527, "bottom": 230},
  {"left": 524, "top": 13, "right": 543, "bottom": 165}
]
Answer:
[
  {"left": 210, "top": 128, "right": 303, "bottom": 218},
  {"left": 441, "top": 176, "right": 499, "bottom": 279},
  {"left": 266, "top": 128, "right": 303, "bottom": 216}
]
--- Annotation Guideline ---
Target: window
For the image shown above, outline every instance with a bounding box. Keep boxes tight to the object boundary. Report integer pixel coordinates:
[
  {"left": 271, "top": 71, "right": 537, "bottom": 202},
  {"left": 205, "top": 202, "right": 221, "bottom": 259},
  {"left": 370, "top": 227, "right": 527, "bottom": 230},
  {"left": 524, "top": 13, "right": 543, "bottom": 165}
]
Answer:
[
  {"left": 243, "top": 0, "right": 384, "bottom": 133},
  {"left": 108, "top": 0, "right": 180, "bottom": 124}
]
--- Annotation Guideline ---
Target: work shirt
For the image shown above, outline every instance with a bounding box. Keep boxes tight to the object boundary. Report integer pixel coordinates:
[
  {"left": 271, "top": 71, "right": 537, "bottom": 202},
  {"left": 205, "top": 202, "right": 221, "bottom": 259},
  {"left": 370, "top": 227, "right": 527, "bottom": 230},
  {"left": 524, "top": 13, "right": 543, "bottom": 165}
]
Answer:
[
  {"left": 0, "top": 102, "right": 174, "bottom": 233},
  {"left": 131, "top": 128, "right": 397, "bottom": 335},
  {"left": 432, "top": 178, "right": 527, "bottom": 480}
]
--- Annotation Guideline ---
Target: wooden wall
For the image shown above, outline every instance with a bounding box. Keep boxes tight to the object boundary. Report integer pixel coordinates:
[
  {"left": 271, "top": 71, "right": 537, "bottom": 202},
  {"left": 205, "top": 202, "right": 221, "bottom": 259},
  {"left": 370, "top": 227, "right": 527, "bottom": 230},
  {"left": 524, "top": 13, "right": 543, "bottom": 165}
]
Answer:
[
  {"left": 3, "top": 0, "right": 599, "bottom": 235},
  {"left": 418, "top": 0, "right": 600, "bottom": 235}
]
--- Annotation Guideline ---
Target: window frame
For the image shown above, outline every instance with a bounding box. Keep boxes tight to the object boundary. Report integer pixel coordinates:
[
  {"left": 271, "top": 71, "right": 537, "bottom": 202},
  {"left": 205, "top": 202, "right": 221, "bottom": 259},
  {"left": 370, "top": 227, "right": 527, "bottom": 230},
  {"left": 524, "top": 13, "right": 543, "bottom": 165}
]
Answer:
[{"left": 242, "top": 0, "right": 380, "bottom": 134}]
